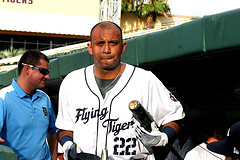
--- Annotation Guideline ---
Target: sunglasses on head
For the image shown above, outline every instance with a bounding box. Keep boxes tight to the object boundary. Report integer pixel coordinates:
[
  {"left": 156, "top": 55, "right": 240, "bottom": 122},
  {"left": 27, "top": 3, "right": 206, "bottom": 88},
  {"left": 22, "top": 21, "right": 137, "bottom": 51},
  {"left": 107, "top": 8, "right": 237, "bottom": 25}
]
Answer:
[{"left": 22, "top": 63, "right": 50, "bottom": 76}]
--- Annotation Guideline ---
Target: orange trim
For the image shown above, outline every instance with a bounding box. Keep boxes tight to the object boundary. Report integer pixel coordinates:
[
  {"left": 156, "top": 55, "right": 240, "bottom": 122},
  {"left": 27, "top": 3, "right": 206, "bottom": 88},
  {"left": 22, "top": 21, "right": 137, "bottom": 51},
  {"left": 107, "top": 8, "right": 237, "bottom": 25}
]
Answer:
[
  {"left": 57, "top": 130, "right": 73, "bottom": 142},
  {"left": 207, "top": 137, "right": 219, "bottom": 144},
  {"left": 163, "top": 122, "right": 180, "bottom": 133}
]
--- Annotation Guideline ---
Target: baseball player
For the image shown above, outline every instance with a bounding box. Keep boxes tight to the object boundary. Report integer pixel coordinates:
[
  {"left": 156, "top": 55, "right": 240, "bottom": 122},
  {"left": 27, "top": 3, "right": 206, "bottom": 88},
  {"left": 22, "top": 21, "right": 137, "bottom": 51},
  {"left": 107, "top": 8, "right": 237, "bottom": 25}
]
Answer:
[
  {"left": 184, "top": 142, "right": 226, "bottom": 160},
  {"left": 207, "top": 121, "right": 240, "bottom": 160},
  {"left": 55, "top": 21, "right": 185, "bottom": 160},
  {"left": 184, "top": 112, "right": 228, "bottom": 160}
]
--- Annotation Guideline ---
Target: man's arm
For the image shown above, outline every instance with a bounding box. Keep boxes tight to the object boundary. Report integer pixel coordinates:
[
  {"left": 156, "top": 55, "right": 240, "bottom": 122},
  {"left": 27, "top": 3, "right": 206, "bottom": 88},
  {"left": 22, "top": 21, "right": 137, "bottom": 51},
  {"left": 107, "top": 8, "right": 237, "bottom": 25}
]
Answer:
[
  {"left": 56, "top": 129, "right": 73, "bottom": 145},
  {"left": 47, "top": 133, "right": 58, "bottom": 160},
  {"left": 56, "top": 129, "right": 76, "bottom": 160},
  {"left": 161, "top": 120, "right": 182, "bottom": 141}
]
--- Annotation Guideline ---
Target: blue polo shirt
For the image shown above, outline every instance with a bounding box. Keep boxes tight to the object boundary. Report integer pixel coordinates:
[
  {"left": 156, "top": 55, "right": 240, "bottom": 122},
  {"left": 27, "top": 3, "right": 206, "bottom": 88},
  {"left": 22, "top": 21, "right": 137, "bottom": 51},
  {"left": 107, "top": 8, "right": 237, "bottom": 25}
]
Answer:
[{"left": 0, "top": 79, "right": 56, "bottom": 160}]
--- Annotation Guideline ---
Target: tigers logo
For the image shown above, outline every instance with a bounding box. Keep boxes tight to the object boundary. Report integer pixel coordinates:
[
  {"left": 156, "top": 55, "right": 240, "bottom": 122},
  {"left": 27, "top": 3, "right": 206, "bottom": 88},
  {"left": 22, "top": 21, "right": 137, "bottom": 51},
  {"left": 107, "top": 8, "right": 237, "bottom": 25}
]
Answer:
[{"left": 42, "top": 107, "right": 48, "bottom": 116}]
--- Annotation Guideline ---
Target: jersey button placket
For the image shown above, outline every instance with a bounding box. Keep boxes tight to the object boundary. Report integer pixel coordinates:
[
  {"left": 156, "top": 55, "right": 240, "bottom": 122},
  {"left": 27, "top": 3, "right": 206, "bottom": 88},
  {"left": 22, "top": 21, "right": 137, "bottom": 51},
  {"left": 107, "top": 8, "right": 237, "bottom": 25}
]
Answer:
[{"left": 31, "top": 98, "right": 36, "bottom": 117}]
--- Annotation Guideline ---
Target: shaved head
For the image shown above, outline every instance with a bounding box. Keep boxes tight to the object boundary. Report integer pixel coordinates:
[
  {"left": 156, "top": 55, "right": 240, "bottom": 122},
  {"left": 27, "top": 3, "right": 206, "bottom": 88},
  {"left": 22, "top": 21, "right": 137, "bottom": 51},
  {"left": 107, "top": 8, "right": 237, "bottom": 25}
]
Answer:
[{"left": 90, "top": 21, "right": 123, "bottom": 42}]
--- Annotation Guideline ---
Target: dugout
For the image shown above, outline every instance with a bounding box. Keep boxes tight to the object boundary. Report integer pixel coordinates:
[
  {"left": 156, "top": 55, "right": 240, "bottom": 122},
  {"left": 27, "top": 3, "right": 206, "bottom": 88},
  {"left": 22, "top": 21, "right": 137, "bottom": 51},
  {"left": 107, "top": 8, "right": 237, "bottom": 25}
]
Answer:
[{"left": 0, "top": 8, "right": 240, "bottom": 159}]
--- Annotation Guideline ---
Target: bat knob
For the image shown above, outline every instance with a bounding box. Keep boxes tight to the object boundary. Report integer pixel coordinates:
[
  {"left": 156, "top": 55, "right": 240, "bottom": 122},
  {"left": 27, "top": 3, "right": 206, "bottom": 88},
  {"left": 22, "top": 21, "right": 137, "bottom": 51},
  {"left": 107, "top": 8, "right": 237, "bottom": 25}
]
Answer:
[{"left": 129, "top": 100, "right": 139, "bottom": 110}]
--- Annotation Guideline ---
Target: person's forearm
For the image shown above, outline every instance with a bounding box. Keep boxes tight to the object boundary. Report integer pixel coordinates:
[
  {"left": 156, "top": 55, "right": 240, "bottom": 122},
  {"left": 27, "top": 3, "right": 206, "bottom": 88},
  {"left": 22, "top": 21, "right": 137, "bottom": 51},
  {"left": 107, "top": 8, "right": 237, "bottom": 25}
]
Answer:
[
  {"left": 163, "top": 121, "right": 180, "bottom": 133},
  {"left": 56, "top": 129, "right": 74, "bottom": 160},
  {"left": 162, "top": 121, "right": 180, "bottom": 140},
  {"left": 48, "top": 133, "right": 58, "bottom": 160},
  {"left": 56, "top": 129, "right": 73, "bottom": 146}
]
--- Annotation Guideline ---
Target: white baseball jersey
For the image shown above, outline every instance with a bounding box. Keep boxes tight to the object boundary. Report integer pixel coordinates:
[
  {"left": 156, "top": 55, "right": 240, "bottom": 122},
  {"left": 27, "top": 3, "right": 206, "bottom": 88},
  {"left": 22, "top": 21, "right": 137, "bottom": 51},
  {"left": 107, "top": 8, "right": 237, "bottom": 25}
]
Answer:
[
  {"left": 56, "top": 64, "right": 184, "bottom": 160},
  {"left": 184, "top": 142, "right": 226, "bottom": 160}
]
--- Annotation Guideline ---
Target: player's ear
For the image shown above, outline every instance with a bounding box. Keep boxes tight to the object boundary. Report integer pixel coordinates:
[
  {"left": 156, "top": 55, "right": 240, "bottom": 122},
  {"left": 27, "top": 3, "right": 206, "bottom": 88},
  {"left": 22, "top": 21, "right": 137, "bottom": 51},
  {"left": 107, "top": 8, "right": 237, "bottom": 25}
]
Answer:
[
  {"left": 121, "top": 42, "right": 127, "bottom": 54},
  {"left": 87, "top": 43, "right": 93, "bottom": 55}
]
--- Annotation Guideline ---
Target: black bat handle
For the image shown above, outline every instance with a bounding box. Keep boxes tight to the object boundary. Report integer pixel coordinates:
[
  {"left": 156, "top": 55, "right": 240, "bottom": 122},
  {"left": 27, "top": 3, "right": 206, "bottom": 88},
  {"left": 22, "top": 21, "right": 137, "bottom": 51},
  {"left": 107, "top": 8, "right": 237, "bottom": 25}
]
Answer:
[
  {"left": 129, "top": 100, "right": 184, "bottom": 160},
  {"left": 129, "top": 100, "right": 154, "bottom": 132}
]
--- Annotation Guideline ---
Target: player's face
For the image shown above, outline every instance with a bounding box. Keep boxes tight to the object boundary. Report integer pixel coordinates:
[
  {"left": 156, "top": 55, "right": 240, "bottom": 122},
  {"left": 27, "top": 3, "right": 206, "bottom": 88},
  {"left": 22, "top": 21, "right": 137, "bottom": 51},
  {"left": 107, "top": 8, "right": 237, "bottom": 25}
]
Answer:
[
  {"left": 88, "top": 24, "right": 127, "bottom": 71},
  {"left": 28, "top": 59, "right": 49, "bottom": 89}
]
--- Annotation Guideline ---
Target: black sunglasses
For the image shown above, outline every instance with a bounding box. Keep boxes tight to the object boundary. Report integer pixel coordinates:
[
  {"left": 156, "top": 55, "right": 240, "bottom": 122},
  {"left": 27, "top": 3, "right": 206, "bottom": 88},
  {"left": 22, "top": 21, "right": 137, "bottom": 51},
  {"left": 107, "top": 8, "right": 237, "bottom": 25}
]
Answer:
[{"left": 22, "top": 63, "right": 50, "bottom": 76}]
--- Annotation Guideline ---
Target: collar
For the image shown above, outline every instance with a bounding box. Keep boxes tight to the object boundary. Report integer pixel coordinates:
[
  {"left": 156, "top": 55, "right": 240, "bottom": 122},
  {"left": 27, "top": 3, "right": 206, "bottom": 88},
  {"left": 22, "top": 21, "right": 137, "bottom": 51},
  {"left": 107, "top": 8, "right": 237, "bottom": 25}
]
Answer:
[
  {"left": 207, "top": 137, "right": 219, "bottom": 144},
  {"left": 11, "top": 78, "right": 40, "bottom": 99}
]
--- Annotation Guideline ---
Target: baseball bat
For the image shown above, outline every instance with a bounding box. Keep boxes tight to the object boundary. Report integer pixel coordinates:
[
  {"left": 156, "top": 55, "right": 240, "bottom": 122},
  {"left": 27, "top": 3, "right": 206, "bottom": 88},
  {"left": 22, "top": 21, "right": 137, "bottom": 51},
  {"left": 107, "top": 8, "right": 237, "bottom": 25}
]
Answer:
[{"left": 129, "top": 100, "right": 184, "bottom": 160}]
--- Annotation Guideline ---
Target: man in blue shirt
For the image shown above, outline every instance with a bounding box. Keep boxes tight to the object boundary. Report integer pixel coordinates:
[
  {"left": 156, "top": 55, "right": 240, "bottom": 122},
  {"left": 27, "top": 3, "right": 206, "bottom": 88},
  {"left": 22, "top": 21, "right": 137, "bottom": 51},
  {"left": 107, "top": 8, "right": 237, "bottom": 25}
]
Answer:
[{"left": 0, "top": 50, "right": 57, "bottom": 160}]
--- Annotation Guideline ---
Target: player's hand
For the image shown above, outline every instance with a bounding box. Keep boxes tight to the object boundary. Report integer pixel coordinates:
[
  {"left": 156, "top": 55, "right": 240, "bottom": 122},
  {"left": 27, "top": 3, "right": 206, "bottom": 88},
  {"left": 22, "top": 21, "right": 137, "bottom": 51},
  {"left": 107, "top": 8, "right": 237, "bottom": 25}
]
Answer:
[
  {"left": 63, "top": 141, "right": 78, "bottom": 160},
  {"left": 135, "top": 122, "right": 168, "bottom": 147},
  {"left": 0, "top": 137, "right": 5, "bottom": 143}
]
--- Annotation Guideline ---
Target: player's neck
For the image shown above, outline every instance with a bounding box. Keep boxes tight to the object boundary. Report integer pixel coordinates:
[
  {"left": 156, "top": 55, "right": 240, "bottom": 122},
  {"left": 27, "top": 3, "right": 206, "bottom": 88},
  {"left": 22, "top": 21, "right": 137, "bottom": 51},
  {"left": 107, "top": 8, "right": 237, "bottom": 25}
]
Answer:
[
  {"left": 17, "top": 76, "right": 35, "bottom": 95},
  {"left": 94, "top": 63, "right": 125, "bottom": 79}
]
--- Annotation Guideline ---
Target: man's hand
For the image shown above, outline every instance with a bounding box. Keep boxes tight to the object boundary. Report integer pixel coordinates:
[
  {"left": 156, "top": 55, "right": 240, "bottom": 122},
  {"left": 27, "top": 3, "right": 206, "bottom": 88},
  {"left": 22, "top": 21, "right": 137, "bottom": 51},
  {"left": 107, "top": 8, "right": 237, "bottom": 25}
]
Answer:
[
  {"left": 0, "top": 137, "right": 5, "bottom": 143},
  {"left": 63, "top": 141, "right": 78, "bottom": 160},
  {"left": 135, "top": 122, "right": 168, "bottom": 147}
]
